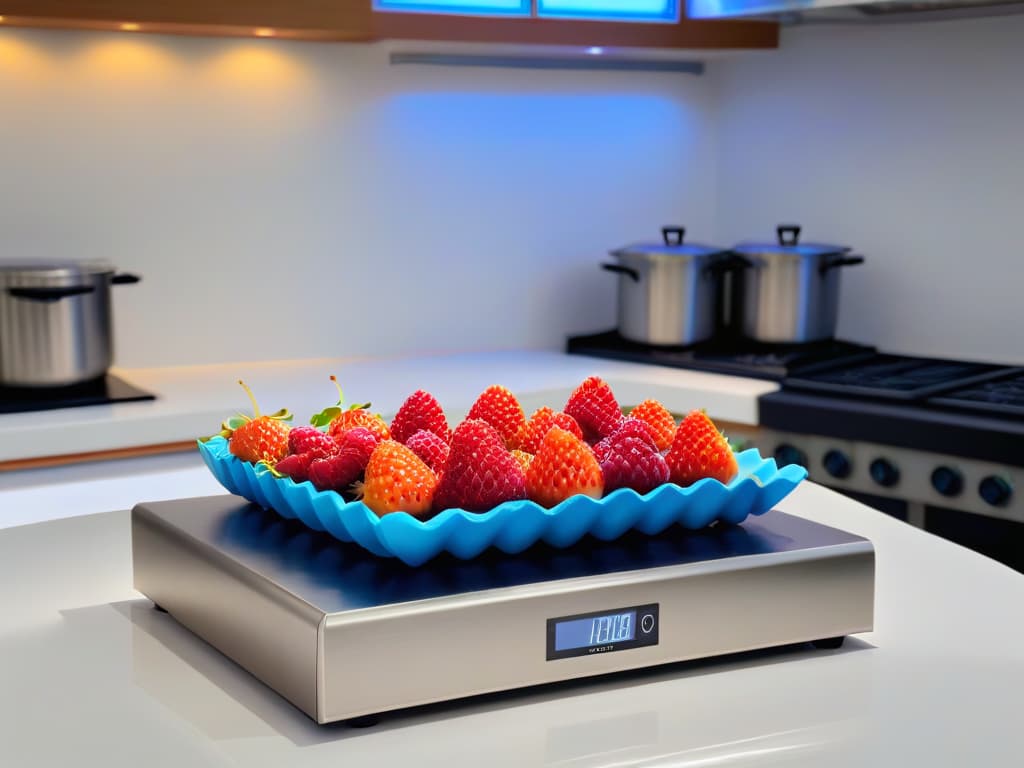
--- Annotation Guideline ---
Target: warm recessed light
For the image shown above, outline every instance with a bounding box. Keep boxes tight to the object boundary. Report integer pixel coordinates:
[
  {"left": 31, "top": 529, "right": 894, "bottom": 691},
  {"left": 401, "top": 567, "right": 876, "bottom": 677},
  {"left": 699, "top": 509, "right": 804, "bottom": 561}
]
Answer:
[
  {"left": 120, "top": 22, "right": 141, "bottom": 32},
  {"left": 0, "top": 15, "right": 6, "bottom": 23},
  {"left": 254, "top": 28, "right": 275, "bottom": 37}
]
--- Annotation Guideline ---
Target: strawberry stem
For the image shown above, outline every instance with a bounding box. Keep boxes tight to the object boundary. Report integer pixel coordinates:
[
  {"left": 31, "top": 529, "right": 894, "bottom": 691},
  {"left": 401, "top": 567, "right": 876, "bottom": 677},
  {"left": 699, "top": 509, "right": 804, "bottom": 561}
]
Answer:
[
  {"left": 238, "top": 379, "right": 261, "bottom": 418},
  {"left": 330, "top": 375, "right": 344, "bottom": 406}
]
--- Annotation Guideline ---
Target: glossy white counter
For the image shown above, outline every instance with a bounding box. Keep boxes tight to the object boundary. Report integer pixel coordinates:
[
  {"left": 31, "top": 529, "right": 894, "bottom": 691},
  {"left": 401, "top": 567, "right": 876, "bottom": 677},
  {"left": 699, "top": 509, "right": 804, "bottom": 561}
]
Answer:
[
  {"left": 0, "top": 350, "right": 778, "bottom": 463},
  {"left": 1, "top": 480, "right": 1021, "bottom": 767}
]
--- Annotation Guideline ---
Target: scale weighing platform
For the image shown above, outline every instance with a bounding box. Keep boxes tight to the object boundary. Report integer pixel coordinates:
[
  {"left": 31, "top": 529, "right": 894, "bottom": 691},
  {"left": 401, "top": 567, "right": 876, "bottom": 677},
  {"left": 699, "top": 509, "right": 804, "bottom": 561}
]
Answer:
[{"left": 131, "top": 496, "right": 875, "bottom": 724}]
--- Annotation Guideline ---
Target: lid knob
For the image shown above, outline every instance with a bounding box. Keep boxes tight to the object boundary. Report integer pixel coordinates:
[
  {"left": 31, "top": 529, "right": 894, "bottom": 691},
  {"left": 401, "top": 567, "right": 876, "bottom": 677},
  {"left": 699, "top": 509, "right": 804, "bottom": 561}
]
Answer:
[
  {"left": 662, "top": 226, "right": 685, "bottom": 246},
  {"left": 777, "top": 225, "right": 801, "bottom": 246}
]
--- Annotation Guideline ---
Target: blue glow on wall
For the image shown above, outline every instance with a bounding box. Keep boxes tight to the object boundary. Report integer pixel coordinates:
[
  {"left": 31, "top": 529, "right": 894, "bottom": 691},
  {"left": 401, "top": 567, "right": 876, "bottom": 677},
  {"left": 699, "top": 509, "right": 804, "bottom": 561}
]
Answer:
[
  {"left": 374, "top": 0, "right": 530, "bottom": 15},
  {"left": 537, "top": 0, "right": 679, "bottom": 21}
]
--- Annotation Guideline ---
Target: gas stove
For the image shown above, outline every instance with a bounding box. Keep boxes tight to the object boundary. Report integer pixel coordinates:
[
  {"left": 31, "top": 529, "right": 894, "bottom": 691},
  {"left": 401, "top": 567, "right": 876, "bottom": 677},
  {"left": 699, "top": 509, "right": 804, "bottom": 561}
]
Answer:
[
  {"left": 567, "top": 330, "right": 1024, "bottom": 571},
  {"left": 0, "top": 374, "right": 155, "bottom": 414}
]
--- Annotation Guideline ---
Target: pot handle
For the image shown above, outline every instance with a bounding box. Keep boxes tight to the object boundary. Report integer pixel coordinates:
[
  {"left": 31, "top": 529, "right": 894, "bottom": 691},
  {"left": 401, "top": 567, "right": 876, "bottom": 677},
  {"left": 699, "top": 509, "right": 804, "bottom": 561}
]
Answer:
[
  {"left": 662, "top": 226, "right": 685, "bottom": 246},
  {"left": 820, "top": 254, "right": 865, "bottom": 274},
  {"left": 111, "top": 273, "right": 141, "bottom": 285},
  {"left": 7, "top": 285, "right": 96, "bottom": 302},
  {"left": 777, "top": 225, "right": 801, "bottom": 246},
  {"left": 601, "top": 263, "right": 640, "bottom": 282}
]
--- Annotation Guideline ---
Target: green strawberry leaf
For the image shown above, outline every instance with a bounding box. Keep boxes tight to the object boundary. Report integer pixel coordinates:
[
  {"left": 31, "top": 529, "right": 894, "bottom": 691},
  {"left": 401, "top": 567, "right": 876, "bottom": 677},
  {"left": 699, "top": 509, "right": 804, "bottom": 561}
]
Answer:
[
  {"left": 257, "top": 459, "right": 285, "bottom": 478},
  {"left": 310, "top": 406, "right": 341, "bottom": 428}
]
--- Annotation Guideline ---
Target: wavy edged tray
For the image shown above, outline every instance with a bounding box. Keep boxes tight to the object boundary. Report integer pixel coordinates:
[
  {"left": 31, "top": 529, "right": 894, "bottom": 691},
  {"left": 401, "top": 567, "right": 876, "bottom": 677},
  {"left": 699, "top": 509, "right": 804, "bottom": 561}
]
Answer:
[{"left": 198, "top": 436, "right": 807, "bottom": 567}]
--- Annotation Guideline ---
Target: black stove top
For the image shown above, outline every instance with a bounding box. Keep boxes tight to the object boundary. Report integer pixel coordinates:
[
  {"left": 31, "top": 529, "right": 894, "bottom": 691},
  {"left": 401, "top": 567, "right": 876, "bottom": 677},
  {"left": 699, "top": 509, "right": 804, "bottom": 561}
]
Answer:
[
  {"left": 0, "top": 374, "right": 155, "bottom": 414},
  {"left": 566, "top": 330, "right": 875, "bottom": 381}
]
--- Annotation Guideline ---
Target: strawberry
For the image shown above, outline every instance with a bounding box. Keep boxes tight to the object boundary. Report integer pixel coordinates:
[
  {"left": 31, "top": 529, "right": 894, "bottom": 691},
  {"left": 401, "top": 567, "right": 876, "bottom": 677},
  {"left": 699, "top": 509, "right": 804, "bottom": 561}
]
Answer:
[
  {"left": 433, "top": 420, "right": 527, "bottom": 513},
  {"left": 564, "top": 376, "right": 623, "bottom": 443},
  {"left": 406, "top": 429, "right": 450, "bottom": 475},
  {"left": 223, "top": 380, "right": 292, "bottom": 464},
  {"left": 287, "top": 426, "right": 337, "bottom": 460},
  {"left": 358, "top": 440, "right": 437, "bottom": 518},
  {"left": 390, "top": 390, "right": 451, "bottom": 445},
  {"left": 599, "top": 434, "right": 670, "bottom": 495},
  {"left": 328, "top": 409, "right": 390, "bottom": 444},
  {"left": 466, "top": 385, "right": 526, "bottom": 448},
  {"left": 629, "top": 399, "right": 677, "bottom": 452},
  {"left": 665, "top": 410, "right": 739, "bottom": 486},
  {"left": 513, "top": 407, "right": 583, "bottom": 454},
  {"left": 593, "top": 417, "right": 657, "bottom": 463},
  {"left": 525, "top": 426, "right": 604, "bottom": 508},
  {"left": 510, "top": 449, "right": 534, "bottom": 474},
  {"left": 308, "top": 427, "right": 379, "bottom": 493}
]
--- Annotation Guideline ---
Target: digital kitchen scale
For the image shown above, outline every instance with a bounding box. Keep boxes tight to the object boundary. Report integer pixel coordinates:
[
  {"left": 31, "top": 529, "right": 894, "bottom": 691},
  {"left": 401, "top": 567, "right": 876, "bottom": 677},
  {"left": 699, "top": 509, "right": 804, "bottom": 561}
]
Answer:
[{"left": 131, "top": 496, "right": 875, "bottom": 724}]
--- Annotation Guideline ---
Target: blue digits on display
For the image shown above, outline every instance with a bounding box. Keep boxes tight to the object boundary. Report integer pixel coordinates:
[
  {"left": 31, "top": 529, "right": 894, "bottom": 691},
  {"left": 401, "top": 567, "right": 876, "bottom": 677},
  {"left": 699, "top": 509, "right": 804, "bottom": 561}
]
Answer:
[{"left": 555, "top": 611, "right": 635, "bottom": 651}]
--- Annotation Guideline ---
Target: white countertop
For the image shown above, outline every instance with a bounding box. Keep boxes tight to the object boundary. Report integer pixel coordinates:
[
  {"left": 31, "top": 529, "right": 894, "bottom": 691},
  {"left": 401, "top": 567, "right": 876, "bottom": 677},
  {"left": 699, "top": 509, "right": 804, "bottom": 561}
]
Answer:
[
  {"left": 0, "top": 350, "right": 778, "bottom": 463},
  {"left": 1, "top": 478, "right": 1022, "bottom": 767}
]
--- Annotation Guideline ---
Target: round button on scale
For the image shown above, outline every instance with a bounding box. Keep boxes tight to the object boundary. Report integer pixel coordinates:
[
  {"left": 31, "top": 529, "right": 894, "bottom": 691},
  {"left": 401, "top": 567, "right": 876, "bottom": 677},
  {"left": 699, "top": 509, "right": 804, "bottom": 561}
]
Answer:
[{"left": 641, "top": 614, "right": 656, "bottom": 634}]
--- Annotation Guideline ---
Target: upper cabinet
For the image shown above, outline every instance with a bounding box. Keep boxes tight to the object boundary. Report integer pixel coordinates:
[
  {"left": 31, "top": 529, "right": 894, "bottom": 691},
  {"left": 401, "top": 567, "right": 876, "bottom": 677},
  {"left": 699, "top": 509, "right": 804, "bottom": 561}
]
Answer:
[{"left": 0, "top": 0, "right": 777, "bottom": 49}]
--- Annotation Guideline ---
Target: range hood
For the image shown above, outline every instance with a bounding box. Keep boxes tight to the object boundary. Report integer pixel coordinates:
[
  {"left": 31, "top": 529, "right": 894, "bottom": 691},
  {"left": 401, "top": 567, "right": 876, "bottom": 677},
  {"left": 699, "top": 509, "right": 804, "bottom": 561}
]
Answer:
[{"left": 688, "top": 0, "right": 1024, "bottom": 22}]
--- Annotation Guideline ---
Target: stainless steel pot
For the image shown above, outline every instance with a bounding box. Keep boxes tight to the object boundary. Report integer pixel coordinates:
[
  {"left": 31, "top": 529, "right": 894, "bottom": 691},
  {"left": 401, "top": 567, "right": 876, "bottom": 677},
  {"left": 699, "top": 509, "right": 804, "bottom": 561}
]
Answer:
[
  {"left": 0, "top": 261, "right": 141, "bottom": 387},
  {"left": 602, "top": 227, "right": 734, "bottom": 346},
  {"left": 732, "top": 225, "right": 864, "bottom": 344}
]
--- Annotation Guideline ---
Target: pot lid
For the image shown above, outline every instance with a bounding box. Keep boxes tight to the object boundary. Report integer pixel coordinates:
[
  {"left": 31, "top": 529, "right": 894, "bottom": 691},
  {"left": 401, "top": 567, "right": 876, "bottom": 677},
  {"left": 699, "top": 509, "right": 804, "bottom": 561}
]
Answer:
[
  {"left": 614, "top": 227, "right": 728, "bottom": 259},
  {"left": 0, "top": 260, "right": 115, "bottom": 277},
  {"left": 732, "top": 225, "right": 849, "bottom": 257}
]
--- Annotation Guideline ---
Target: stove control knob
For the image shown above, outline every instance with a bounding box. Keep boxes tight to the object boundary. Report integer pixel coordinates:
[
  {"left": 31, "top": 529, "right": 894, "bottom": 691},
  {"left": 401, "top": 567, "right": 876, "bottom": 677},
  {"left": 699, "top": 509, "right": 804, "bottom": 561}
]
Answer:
[
  {"left": 774, "top": 444, "right": 807, "bottom": 468},
  {"left": 979, "top": 476, "right": 1013, "bottom": 507},
  {"left": 823, "top": 450, "right": 852, "bottom": 480},
  {"left": 930, "top": 466, "right": 964, "bottom": 498},
  {"left": 869, "top": 458, "right": 900, "bottom": 488}
]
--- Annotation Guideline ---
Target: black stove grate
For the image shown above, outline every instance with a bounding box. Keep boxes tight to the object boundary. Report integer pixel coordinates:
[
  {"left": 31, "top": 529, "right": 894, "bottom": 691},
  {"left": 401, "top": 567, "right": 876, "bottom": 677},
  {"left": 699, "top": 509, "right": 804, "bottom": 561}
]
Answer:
[
  {"left": 566, "top": 330, "right": 875, "bottom": 381},
  {"left": 0, "top": 374, "right": 155, "bottom": 414},
  {"left": 929, "top": 370, "right": 1024, "bottom": 417}
]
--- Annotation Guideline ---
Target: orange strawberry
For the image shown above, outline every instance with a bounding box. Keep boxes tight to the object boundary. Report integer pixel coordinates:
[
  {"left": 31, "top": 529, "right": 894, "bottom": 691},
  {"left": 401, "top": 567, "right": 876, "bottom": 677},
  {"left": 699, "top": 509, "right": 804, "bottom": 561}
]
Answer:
[
  {"left": 224, "top": 380, "right": 292, "bottom": 464},
  {"left": 565, "top": 376, "right": 623, "bottom": 443},
  {"left": 359, "top": 440, "right": 437, "bottom": 518},
  {"left": 466, "top": 385, "right": 526, "bottom": 448},
  {"left": 665, "top": 410, "right": 738, "bottom": 486},
  {"left": 525, "top": 427, "right": 604, "bottom": 508},
  {"left": 329, "top": 408, "right": 391, "bottom": 443},
  {"left": 513, "top": 407, "right": 583, "bottom": 454},
  {"left": 510, "top": 449, "right": 534, "bottom": 474},
  {"left": 629, "top": 399, "right": 677, "bottom": 452}
]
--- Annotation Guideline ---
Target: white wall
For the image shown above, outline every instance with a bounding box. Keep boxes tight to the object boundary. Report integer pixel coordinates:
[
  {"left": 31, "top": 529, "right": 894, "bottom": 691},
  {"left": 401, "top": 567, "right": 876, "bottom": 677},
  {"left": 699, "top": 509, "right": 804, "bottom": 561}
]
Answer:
[
  {"left": 0, "top": 29, "right": 718, "bottom": 367},
  {"left": 711, "top": 14, "right": 1024, "bottom": 365}
]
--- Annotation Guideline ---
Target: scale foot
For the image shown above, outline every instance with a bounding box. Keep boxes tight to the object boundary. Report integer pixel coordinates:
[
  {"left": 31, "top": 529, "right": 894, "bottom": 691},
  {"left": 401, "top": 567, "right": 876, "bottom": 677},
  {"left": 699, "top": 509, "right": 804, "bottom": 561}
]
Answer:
[
  {"left": 811, "top": 636, "right": 845, "bottom": 650},
  {"left": 345, "top": 715, "right": 381, "bottom": 728},
  {"left": 153, "top": 602, "right": 168, "bottom": 614}
]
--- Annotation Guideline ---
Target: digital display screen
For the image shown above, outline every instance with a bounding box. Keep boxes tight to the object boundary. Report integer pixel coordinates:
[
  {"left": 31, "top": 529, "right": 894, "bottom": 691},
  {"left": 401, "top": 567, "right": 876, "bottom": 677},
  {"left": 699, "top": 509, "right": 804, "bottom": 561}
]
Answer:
[
  {"left": 546, "top": 603, "right": 658, "bottom": 660},
  {"left": 554, "top": 611, "right": 636, "bottom": 651}
]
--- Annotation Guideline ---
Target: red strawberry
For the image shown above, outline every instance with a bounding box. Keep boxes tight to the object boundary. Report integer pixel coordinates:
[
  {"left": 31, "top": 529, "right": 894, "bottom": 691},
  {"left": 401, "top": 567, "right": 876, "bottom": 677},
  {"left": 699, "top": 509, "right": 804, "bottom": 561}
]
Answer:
[
  {"left": 308, "top": 427, "right": 379, "bottom": 493},
  {"left": 433, "top": 420, "right": 526, "bottom": 513},
  {"left": 406, "top": 429, "right": 450, "bottom": 475},
  {"left": 390, "top": 390, "right": 451, "bottom": 445},
  {"left": 525, "top": 426, "right": 604, "bottom": 508},
  {"left": 593, "top": 417, "right": 657, "bottom": 463},
  {"left": 328, "top": 408, "right": 390, "bottom": 443},
  {"left": 665, "top": 410, "right": 739, "bottom": 486},
  {"left": 287, "top": 426, "right": 337, "bottom": 459},
  {"left": 629, "top": 399, "right": 677, "bottom": 452},
  {"left": 359, "top": 440, "right": 437, "bottom": 518},
  {"left": 225, "top": 380, "right": 292, "bottom": 464},
  {"left": 599, "top": 434, "right": 669, "bottom": 495},
  {"left": 564, "top": 376, "right": 623, "bottom": 443},
  {"left": 513, "top": 407, "right": 583, "bottom": 454},
  {"left": 466, "top": 385, "right": 526, "bottom": 448},
  {"left": 275, "top": 452, "right": 317, "bottom": 483}
]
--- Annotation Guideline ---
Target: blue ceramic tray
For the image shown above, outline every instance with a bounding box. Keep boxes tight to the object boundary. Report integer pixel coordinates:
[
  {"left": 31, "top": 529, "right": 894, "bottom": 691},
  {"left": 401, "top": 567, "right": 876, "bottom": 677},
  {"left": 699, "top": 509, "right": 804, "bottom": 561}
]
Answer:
[{"left": 198, "top": 436, "right": 807, "bottom": 567}]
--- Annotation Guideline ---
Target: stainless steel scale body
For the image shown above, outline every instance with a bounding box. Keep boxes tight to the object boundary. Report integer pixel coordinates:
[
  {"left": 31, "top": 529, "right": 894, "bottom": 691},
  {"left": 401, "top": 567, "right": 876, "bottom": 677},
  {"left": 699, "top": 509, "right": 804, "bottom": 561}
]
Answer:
[{"left": 131, "top": 496, "right": 875, "bottom": 724}]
